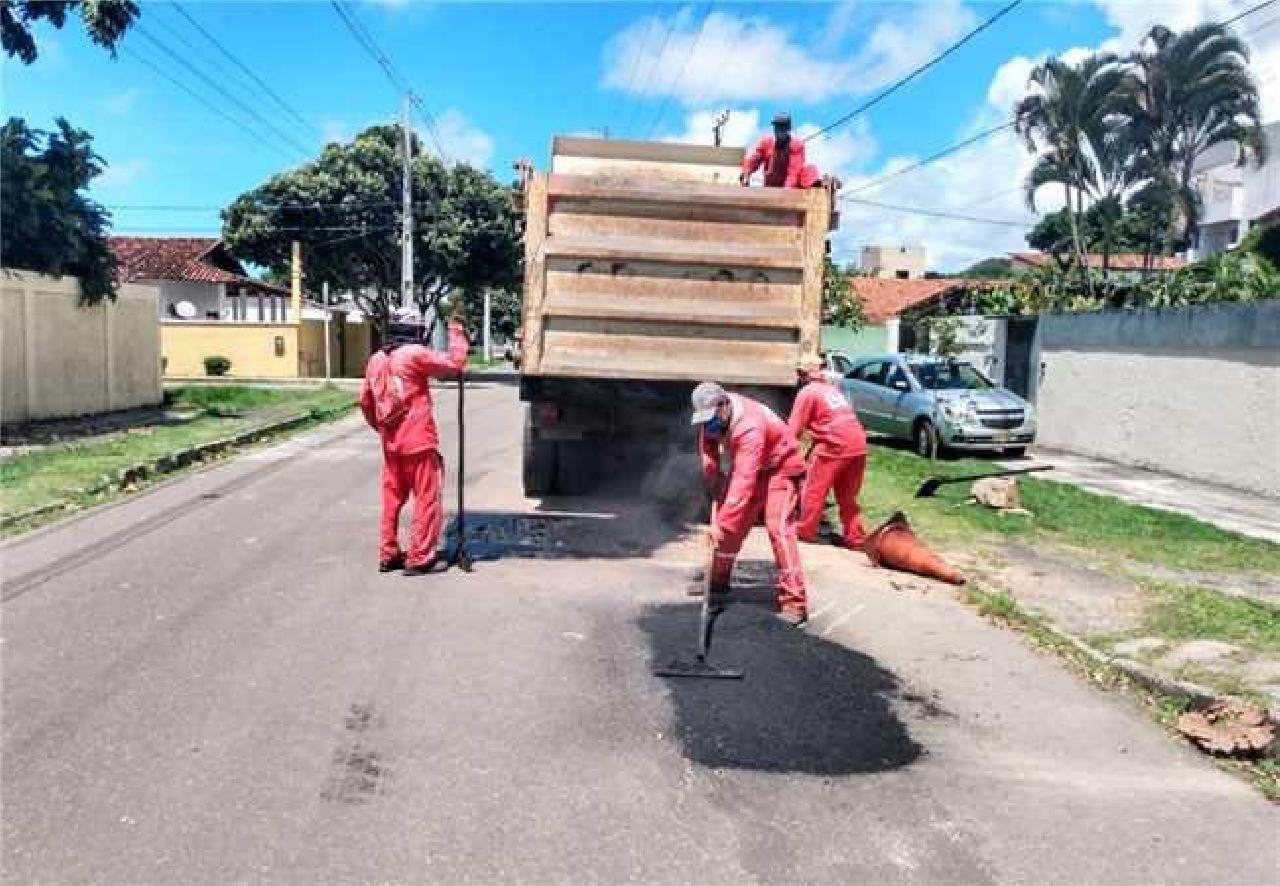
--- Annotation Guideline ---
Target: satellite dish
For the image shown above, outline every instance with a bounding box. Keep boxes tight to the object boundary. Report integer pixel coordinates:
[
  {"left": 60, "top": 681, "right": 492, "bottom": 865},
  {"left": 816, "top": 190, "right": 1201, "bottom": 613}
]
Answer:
[{"left": 174, "top": 300, "right": 197, "bottom": 320}]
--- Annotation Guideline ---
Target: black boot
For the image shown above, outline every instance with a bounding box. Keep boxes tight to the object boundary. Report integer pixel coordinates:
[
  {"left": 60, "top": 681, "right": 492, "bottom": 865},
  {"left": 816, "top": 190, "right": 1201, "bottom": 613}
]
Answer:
[
  {"left": 402, "top": 556, "right": 439, "bottom": 576},
  {"left": 379, "top": 554, "right": 406, "bottom": 573}
]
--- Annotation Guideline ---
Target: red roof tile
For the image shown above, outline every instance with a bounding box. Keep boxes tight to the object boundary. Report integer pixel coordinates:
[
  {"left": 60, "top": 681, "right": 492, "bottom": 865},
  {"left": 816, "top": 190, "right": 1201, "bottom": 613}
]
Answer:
[
  {"left": 850, "top": 277, "right": 972, "bottom": 324},
  {"left": 109, "top": 236, "right": 248, "bottom": 285},
  {"left": 1009, "top": 251, "right": 1187, "bottom": 271}
]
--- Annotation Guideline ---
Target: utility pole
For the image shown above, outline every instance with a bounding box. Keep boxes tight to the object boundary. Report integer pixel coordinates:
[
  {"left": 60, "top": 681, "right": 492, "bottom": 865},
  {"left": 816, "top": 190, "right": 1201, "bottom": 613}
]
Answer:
[
  {"left": 400, "top": 94, "right": 414, "bottom": 313},
  {"left": 482, "top": 289, "right": 492, "bottom": 362},
  {"left": 322, "top": 280, "right": 332, "bottom": 383},
  {"left": 712, "top": 110, "right": 730, "bottom": 147}
]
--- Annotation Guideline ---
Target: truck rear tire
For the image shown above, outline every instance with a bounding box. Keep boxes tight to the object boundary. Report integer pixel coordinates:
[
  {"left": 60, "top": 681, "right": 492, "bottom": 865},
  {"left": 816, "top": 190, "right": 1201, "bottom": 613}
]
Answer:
[{"left": 523, "top": 416, "right": 558, "bottom": 497}]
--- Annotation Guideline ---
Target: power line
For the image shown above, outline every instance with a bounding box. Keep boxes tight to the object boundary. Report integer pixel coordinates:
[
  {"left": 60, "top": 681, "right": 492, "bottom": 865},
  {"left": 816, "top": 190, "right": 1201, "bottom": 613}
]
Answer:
[
  {"left": 1227, "top": 0, "right": 1277, "bottom": 26},
  {"left": 838, "top": 195, "right": 1032, "bottom": 228},
  {"left": 169, "top": 1, "right": 320, "bottom": 139},
  {"left": 842, "top": 120, "right": 1017, "bottom": 196},
  {"left": 624, "top": 8, "right": 679, "bottom": 136},
  {"left": 806, "top": 0, "right": 1024, "bottom": 143},
  {"left": 329, "top": 0, "right": 451, "bottom": 162},
  {"left": 644, "top": 5, "right": 712, "bottom": 139},
  {"left": 132, "top": 24, "right": 313, "bottom": 157},
  {"left": 120, "top": 46, "right": 298, "bottom": 163}
]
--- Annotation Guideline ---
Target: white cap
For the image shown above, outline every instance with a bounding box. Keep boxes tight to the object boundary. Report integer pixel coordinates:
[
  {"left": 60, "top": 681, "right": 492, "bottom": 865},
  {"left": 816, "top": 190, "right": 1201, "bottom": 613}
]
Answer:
[{"left": 690, "top": 381, "right": 727, "bottom": 425}]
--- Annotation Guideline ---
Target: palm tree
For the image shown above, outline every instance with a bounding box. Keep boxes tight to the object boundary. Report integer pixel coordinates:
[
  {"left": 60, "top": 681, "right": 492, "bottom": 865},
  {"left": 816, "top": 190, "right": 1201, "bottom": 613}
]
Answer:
[
  {"left": 1015, "top": 53, "right": 1126, "bottom": 295},
  {"left": 1119, "top": 23, "right": 1268, "bottom": 257}
]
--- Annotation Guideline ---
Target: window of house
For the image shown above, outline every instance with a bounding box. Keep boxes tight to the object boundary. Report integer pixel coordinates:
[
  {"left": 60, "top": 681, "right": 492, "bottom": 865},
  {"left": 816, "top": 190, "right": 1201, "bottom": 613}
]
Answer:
[{"left": 895, "top": 269, "right": 910, "bottom": 279}]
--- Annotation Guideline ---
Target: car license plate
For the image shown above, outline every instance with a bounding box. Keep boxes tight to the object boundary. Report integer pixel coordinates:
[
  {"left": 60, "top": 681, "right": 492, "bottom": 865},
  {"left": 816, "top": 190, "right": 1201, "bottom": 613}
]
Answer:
[{"left": 995, "top": 432, "right": 1013, "bottom": 442}]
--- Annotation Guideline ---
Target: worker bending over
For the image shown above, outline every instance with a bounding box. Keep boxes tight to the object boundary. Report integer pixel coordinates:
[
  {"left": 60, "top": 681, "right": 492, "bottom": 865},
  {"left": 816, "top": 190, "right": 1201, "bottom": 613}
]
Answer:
[
  {"left": 691, "top": 382, "right": 810, "bottom": 626},
  {"left": 359, "top": 305, "right": 469, "bottom": 575},
  {"left": 741, "top": 112, "right": 811, "bottom": 189},
  {"left": 789, "top": 356, "right": 869, "bottom": 548}
]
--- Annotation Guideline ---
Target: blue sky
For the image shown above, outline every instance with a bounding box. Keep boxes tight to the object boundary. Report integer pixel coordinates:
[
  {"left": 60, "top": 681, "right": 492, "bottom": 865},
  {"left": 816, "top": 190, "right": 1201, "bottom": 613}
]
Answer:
[{"left": 7, "top": 1, "right": 1277, "bottom": 269}]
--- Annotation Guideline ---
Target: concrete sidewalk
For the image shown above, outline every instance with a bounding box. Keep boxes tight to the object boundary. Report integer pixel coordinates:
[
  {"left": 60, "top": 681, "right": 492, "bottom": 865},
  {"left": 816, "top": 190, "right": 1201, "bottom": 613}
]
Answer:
[{"left": 1003, "top": 448, "right": 1279, "bottom": 544}]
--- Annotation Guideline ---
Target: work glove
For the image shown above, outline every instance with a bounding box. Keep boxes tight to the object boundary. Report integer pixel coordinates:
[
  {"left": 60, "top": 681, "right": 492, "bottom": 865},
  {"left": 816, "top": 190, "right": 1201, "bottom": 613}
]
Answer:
[
  {"left": 705, "top": 523, "right": 724, "bottom": 548},
  {"left": 738, "top": 172, "right": 750, "bottom": 187}
]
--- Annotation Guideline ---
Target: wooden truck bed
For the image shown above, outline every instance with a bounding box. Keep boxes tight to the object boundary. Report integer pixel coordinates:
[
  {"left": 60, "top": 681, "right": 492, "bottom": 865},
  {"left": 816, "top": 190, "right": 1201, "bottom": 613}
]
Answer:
[{"left": 520, "top": 137, "right": 831, "bottom": 388}]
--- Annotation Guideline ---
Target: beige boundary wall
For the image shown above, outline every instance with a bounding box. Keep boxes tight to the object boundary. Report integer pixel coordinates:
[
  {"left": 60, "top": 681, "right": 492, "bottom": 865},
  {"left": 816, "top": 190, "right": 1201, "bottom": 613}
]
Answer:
[
  {"left": 2, "top": 269, "right": 162, "bottom": 424},
  {"left": 1036, "top": 302, "right": 1280, "bottom": 497}
]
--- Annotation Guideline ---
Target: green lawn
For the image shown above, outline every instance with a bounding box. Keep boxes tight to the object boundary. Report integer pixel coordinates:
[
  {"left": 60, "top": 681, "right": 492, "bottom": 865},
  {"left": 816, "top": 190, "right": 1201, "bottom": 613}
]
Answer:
[
  {"left": 1138, "top": 581, "right": 1280, "bottom": 654},
  {"left": 849, "top": 445, "right": 1280, "bottom": 575},
  {"left": 2, "top": 385, "right": 354, "bottom": 525}
]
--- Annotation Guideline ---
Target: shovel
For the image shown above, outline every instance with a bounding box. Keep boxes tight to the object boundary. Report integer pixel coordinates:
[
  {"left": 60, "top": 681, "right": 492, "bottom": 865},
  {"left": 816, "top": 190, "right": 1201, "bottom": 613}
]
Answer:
[
  {"left": 653, "top": 504, "right": 743, "bottom": 680},
  {"left": 448, "top": 367, "right": 473, "bottom": 572},
  {"left": 914, "top": 465, "right": 1053, "bottom": 499}
]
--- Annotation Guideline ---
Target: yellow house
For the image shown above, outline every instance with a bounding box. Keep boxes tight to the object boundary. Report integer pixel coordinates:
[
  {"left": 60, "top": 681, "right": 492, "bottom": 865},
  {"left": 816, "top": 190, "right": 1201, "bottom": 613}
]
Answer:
[{"left": 111, "top": 236, "right": 371, "bottom": 379}]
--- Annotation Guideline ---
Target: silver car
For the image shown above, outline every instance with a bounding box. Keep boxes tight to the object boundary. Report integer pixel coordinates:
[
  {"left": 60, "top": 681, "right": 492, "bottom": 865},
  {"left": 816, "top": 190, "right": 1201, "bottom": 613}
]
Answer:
[{"left": 839, "top": 354, "right": 1037, "bottom": 458}]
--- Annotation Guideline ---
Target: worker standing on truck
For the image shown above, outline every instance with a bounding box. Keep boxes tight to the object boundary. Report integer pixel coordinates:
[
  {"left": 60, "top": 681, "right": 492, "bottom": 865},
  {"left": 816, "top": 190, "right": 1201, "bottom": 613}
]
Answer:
[
  {"left": 359, "top": 305, "right": 469, "bottom": 576},
  {"left": 740, "top": 112, "right": 807, "bottom": 188},
  {"left": 789, "top": 357, "right": 869, "bottom": 548},
  {"left": 691, "top": 382, "right": 810, "bottom": 626}
]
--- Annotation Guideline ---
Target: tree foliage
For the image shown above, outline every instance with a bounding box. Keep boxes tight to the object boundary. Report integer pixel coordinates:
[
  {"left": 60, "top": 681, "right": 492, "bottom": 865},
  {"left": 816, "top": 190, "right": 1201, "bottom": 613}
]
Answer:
[
  {"left": 1, "top": 0, "right": 139, "bottom": 64},
  {"left": 959, "top": 258, "right": 1014, "bottom": 279},
  {"left": 1, "top": 116, "right": 118, "bottom": 303},
  {"left": 221, "top": 125, "right": 521, "bottom": 334},
  {"left": 820, "top": 256, "right": 866, "bottom": 331},
  {"left": 1014, "top": 20, "right": 1268, "bottom": 273}
]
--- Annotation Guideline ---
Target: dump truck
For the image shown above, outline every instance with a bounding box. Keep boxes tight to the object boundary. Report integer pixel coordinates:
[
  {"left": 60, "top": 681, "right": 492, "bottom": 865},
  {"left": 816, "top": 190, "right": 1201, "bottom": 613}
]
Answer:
[{"left": 518, "top": 136, "right": 834, "bottom": 496}]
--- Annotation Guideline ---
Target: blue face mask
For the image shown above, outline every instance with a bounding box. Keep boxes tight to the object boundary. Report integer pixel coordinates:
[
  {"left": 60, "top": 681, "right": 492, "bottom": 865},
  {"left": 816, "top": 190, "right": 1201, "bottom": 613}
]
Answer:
[{"left": 704, "top": 414, "right": 727, "bottom": 438}]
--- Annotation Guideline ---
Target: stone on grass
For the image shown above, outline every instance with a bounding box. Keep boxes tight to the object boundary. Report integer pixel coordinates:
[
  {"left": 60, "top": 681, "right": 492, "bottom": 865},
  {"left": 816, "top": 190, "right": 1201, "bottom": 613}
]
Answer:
[
  {"left": 1158, "top": 640, "right": 1241, "bottom": 669},
  {"left": 1112, "top": 637, "right": 1168, "bottom": 657}
]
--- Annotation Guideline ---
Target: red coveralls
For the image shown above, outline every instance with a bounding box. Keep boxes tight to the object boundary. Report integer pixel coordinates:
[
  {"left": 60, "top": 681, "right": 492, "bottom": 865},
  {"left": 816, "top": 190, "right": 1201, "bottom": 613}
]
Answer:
[
  {"left": 700, "top": 394, "right": 809, "bottom": 616},
  {"left": 789, "top": 377, "right": 869, "bottom": 547},
  {"left": 741, "top": 135, "right": 807, "bottom": 188},
  {"left": 359, "top": 323, "right": 468, "bottom": 567}
]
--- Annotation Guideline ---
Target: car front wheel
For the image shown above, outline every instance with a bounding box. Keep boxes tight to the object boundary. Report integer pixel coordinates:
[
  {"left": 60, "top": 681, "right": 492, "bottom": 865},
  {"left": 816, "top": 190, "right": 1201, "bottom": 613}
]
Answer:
[{"left": 913, "top": 419, "right": 940, "bottom": 459}]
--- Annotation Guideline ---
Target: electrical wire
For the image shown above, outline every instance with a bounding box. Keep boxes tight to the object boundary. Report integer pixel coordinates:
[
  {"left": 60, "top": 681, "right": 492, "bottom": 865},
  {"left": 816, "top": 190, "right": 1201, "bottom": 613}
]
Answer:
[
  {"left": 329, "top": 0, "right": 451, "bottom": 162},
  {"left": 169, "top": 1, "right": 320, "bottom": 138},
  {"left": 644, "top": 5, "right": 713, "bottom": 139},
  {"left": 120, "top": 46, "right": 299, "bottom": 163},
  {"left": 1226, "top": 0, "right": 1277, "bottom": 26},
  {"left": 132, "top": 24, "right": 313, "bottom": 157},
  {"left": 838, "top": 195, "right": 1032, "bottom": 228},
  {"left": 842, "top": 120, "right": 1017, "bottom": 196},
  {"left": 623, "top": 9, "right": 679, "bottom": 137},
  {"left": 805, "top": 0, "right": 1024, "bottom": 144}
]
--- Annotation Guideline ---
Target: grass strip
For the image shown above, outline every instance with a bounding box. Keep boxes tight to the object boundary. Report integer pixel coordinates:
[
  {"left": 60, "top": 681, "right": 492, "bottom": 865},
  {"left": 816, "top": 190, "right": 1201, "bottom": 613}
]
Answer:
[
  {"left": 2, "top": 387, "right": 354, "bottom": 533},
  {"left": 960, "top": 583, "right": 1278, "bottom": 801},
  {"left": 850, "top": 445, "right": 1280, "bottom": 574}
]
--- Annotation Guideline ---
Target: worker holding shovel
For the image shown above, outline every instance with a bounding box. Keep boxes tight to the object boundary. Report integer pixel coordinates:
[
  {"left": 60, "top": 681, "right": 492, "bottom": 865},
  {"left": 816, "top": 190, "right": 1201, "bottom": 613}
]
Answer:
[
  {"left": 359, "top": 304, "right": 469, "bottom": 576},
  {"left": 691, "top": 382, "right": 810, "bottom": 627},
  {"left": 789, "top": 356, "right": 869, "bottom": 548}
]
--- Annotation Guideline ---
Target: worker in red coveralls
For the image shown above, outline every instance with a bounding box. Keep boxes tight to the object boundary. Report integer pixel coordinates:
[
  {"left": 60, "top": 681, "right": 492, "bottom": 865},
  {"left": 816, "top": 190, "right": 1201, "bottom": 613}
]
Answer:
[
  {"left": 359, "top": 305, "right": 469, "bottom": 576},
  {"left": 740, "top": 112, "right": 807, "bottom": 188},
  {"left": 692, "top": 381, "right": 810, "bottom": 626},
  {"left": 789, "top": 356, "right": 869, "bottom": 548}
]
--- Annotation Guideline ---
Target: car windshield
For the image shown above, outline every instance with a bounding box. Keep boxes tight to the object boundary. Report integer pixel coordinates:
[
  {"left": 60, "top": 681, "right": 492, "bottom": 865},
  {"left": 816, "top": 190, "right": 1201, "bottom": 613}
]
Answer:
[{"left": 910, "top": 360, "right": 993, "bottom": 391}]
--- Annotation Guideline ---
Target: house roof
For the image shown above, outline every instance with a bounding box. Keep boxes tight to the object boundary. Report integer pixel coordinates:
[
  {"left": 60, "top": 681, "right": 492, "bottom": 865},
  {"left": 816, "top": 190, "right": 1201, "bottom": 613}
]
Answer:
[
  {"left": 850, "top": 277, "right": 973, "bottom": 324},
  {"left": 109, "top": 236, "right": 289, "bottom": 294},
  {"left": 1009, "top": 251, "right": 1187, "bottom": 271}
]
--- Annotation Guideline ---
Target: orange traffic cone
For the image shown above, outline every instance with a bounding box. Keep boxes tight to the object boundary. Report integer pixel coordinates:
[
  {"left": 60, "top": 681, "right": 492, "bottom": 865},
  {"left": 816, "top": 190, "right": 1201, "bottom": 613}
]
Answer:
[{"left": 863, "top": 511, "right": 965, "bottom": 585}]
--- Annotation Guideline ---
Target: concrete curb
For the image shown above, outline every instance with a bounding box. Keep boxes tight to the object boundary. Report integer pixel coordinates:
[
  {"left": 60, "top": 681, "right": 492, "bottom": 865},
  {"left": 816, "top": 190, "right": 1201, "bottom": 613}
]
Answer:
[
  {"left": 1035, "top": 618, "right": 1278, "bottom": 724},
  {"left": 0, "top": 403, "right": 355, "bottom": 532}
]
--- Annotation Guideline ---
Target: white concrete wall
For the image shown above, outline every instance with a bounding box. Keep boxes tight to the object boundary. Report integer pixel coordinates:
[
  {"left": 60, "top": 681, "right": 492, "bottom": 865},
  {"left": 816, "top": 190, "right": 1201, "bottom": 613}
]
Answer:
[
  {"left": 1036, "top": 303, "right": 1280, "bottom": 496},
  {"left": 1, "top": 269, "right": 162, "bottom": 423}
]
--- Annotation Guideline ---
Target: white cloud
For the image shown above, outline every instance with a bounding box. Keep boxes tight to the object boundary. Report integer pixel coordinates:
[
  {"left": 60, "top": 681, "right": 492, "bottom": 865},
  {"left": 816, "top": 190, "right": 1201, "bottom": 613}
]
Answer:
[
  {"left": 101, "top": 88, "right": 140, "bottom": 116},
  {"left": 427, "top": 109, "right": 494, "bottom": 169},
  {"left": 95, "top": 158, "right": 149, "bottom": 190},
  {"left": 660, "top": 108, "right": 877, "bottom": 176},
  {"left": 665, "top": 108, "right": 761, "bottom": 148},
  {"left": 601, "top": 1, "right": 976, "bottom": 105}
]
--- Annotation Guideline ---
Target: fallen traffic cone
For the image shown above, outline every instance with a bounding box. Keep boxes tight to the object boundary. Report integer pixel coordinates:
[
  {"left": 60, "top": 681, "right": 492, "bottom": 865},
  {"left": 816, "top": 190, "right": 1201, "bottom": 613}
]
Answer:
[{"left": 862, "top": 511, "right": 965, "bottom": 585}]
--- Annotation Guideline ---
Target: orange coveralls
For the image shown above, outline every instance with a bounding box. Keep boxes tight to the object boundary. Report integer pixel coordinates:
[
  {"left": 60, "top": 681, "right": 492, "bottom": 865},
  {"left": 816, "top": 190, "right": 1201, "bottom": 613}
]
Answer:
[
  {"left": 700, "top": 393, "right": 809, "bottom": 617},
  {"left": 789, "top": 377, "right": 869, "bottom": 547},
  {"left": 359, "top": 322, "right": 468, "bottom": 567}
]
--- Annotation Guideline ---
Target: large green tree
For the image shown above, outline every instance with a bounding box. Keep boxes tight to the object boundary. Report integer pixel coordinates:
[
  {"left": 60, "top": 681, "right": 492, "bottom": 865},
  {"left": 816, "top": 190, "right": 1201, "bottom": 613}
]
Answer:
[
  {"left": 1118, "top": 23, "right": 1267, "bottom": 253},
  {"left": 1, "top": 117, "right": 117, "bottom": 303},
  {"left": 221, "top": 125, "right": 521, "bottom": 334},
  {"left": 1, "top": 0, "right": 139, "bottom": 63}
]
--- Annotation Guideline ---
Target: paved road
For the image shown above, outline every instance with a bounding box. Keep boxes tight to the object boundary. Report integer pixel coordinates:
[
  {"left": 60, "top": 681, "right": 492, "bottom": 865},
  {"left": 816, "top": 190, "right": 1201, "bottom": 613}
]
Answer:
[{"left": 3, "top": 383, "right": 1276, "bottom": 885}]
